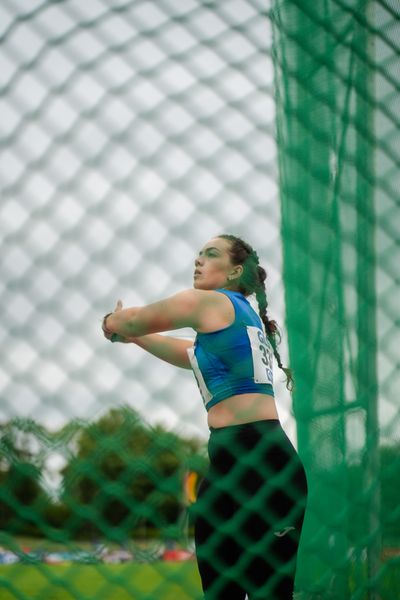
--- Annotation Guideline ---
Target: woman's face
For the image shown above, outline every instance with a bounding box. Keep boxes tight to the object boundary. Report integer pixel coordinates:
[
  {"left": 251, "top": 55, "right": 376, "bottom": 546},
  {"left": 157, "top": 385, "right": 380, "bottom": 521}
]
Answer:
[{"left": 193, "top": 237, "right": 240, "bottom": 290}]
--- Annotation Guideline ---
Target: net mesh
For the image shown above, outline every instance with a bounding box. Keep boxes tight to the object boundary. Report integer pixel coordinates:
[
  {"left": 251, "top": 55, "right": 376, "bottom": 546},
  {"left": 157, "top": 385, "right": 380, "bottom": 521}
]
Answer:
[{"left": 0, "top": 1, "right": 399, "bottom": 599}]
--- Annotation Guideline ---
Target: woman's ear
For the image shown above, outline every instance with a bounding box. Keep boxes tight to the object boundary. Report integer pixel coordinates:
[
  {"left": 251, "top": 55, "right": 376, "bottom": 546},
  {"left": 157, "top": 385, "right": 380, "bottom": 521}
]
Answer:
[{"left": 229, "top": 265, "right": 243, "bottom": 280}]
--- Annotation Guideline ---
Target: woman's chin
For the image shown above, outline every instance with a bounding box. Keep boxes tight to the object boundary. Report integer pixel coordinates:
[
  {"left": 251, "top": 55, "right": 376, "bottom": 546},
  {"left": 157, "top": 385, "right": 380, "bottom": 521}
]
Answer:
[
  {"left": 193, "top": 279, "right": 209, "bottom": 290},
  {"left": 194, "top": 282, "right": 218, "bottom": 292}
]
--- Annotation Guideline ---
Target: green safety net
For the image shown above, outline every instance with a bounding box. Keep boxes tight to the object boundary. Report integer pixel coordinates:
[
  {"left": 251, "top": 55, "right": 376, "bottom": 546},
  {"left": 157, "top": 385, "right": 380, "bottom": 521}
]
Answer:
[
  {"left": 0, "top": 1, "right": 399, "bottom": 599},
  {"left": 272, "top": 1, "right": 399, "bottom": 598}
]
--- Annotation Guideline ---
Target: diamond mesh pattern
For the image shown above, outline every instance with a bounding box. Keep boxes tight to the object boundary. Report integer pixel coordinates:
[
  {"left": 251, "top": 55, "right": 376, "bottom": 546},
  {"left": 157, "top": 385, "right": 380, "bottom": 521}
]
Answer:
[{"left": 0, "top": 1, "right": 399, "bottom": 599}]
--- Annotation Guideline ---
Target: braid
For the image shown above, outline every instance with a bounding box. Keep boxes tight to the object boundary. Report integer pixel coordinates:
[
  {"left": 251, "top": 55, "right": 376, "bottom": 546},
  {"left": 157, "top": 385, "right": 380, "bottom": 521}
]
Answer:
[
  {"left": 218, "top": 234, "right": 294, "bottom": 392},
  {"left": 254, "top": 270, "right": 294, "bottom": 392}
]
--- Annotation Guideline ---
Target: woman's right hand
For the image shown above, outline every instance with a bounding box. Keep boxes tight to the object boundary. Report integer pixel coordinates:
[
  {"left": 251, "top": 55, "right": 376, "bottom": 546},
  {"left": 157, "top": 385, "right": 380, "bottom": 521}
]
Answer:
[{"left": 102, "top": 300, "right": 136, "bottom": 343}]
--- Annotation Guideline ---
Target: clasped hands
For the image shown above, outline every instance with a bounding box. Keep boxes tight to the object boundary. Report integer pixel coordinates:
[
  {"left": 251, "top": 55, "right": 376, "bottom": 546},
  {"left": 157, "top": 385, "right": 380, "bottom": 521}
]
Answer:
[{"left": 102, "top": 299, "right": 127, "bottom": 343}]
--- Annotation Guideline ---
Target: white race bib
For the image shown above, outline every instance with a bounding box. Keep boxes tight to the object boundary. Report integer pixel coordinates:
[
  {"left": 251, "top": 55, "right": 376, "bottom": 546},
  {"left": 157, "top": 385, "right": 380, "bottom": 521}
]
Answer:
[
  {"left": 187, "top": 347, "right": 212, "bottom": 407},
  {"left": 246, "top": 326, "right": 274, "bottom": 385}
]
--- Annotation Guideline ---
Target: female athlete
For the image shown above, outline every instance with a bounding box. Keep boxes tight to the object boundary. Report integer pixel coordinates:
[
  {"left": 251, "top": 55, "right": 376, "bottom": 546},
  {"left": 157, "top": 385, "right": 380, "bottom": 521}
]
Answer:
[{"left": 102, "top": 234, "right": 308, "bottom": 600}]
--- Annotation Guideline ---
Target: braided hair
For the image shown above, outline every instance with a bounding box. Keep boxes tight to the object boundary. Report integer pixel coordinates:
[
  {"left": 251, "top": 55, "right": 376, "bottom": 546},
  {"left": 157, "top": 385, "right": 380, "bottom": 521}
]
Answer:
[{"left": 218, "top": 234, "right": 294, "bottom": 392}]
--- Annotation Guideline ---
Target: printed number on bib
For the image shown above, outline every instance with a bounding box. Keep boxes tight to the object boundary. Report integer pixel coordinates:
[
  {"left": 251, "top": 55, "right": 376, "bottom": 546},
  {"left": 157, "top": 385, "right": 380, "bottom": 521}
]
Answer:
[{"left": 247, "top": 326, "right": 274, "bottom": 385}]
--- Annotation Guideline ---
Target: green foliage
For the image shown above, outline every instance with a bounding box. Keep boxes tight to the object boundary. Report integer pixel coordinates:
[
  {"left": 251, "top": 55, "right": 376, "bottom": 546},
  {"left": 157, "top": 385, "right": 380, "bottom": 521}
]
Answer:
[
  {"left": 0, "top": 408, "right": 207, "bottom": 541},
  {"left": 0, "top": 420, "right": 51, "bottom": 536},
  {"left": 0, "top": 461, "right": 50, "bottom": 536},
  {"left": 61, "top": 407, "right": 202, "bottom": 538}
]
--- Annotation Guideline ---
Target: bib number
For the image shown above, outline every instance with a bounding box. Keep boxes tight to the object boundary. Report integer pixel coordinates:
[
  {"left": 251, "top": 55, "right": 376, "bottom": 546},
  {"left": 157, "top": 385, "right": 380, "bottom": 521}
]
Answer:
[{"left": 247, "top": 326, "right": 274, "bottom": 385}]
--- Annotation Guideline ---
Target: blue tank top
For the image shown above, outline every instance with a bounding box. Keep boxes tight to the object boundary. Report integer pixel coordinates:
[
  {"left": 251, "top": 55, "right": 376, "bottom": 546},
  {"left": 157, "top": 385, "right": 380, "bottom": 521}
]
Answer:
[{"left": 187, "top": 289, "right": 274, "bottom": 411}]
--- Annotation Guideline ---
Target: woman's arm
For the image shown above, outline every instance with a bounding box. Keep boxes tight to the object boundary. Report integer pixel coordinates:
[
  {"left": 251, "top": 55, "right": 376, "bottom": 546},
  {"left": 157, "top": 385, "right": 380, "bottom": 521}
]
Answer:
[
  {"left": 101, "top": 298, "right": 195, "bottom": 369},
  {"left": 104, "top": 289, "right": 203, "bottom": 337},
  {"left": 127, "top": 334, "right": 193, "bottom": 369}
]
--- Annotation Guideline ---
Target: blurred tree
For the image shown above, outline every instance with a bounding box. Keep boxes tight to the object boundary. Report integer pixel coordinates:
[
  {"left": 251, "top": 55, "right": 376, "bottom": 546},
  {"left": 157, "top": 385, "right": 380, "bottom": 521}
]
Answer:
[
  {"left": 0, "top": 420, "right": 51, "bottom": 536},
  {"left": 60, "top": 406, "right": 207, "bottom": 540}
]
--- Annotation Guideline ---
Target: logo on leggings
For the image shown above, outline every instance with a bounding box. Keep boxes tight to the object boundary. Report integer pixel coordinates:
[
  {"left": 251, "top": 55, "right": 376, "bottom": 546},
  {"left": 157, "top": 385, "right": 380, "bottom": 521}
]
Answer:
[{"left": 273, "top": 526, "right": 295, "bottom": 537}]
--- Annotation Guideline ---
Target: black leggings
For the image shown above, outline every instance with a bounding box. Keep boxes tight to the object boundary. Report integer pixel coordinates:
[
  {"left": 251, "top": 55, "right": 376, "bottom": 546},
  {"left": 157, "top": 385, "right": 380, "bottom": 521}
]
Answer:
[{"left": 192, "top": 420, "right": 307, "bottom": 600}]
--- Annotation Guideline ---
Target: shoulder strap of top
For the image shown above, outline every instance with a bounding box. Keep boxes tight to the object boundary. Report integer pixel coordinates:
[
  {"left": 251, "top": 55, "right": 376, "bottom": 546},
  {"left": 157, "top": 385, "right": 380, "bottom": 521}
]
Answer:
[
  {"left": 214, "top": 288, "right": 248, "bottom": 318},
  {"left": 215, "top": 289, "right": 263, "bottom": 328},
  {"left": 214, "top": 288, "right": 241, "bottom": 297}
]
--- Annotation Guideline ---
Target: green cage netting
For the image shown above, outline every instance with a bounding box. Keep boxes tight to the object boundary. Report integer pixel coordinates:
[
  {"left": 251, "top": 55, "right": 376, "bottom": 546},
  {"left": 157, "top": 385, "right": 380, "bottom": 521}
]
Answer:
[
  {"left": 272, "top": 1, "right": 399, "bottom": 599},
  {"left": 0, "top": 1, "right": 399, "bottom": 599}
]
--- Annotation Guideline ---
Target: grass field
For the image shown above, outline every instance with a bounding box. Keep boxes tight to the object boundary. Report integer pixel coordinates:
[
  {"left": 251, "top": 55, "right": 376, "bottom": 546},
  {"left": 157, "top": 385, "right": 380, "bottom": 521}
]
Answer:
[
  {"left": 0, "top": 561, "right": 203, "bottom": 600},
  {"left": 0, "top": 558, "right": 399, "bottom": 600}
]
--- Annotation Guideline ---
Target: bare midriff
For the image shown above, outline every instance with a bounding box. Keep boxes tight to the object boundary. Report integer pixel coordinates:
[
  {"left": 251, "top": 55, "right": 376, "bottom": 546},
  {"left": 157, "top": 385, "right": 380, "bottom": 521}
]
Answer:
[{"left": 207, "top": 392, "right": 279, "bottom": 429}]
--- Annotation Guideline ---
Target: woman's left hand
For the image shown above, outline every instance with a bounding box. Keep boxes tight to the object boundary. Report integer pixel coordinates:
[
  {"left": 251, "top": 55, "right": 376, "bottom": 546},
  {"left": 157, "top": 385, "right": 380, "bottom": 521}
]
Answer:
[{"left": 102, "top": 300, "right": 126, "bottom": 342}]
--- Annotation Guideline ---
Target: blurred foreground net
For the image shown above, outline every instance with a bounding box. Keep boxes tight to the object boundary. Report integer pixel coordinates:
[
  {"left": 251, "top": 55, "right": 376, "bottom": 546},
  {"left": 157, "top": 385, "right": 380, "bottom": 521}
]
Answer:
[{"left": 0, "top": 1, "right": 399, "bottom": 599}]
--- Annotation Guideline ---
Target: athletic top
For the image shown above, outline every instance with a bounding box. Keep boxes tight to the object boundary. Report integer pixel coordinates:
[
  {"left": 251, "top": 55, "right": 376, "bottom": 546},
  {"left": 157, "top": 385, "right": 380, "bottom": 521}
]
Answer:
[{"left": 187, "top": 289, "right": 274, "bottom": 411}]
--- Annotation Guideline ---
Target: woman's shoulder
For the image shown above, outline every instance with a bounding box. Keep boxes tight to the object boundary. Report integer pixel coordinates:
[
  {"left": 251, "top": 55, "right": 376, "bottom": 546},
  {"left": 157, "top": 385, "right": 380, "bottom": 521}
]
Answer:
[
  {"left": 170, "top": 288, "right": 231, "bottom": 313},
  {"left": 175, "top": 289, "right": 235, "bottom": 332},
  {"left": 172, "top": 288, "right": 248, "bottom": 316},
  {"left": 175, "top": 288, "right": 233, "bottom": 302}
]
